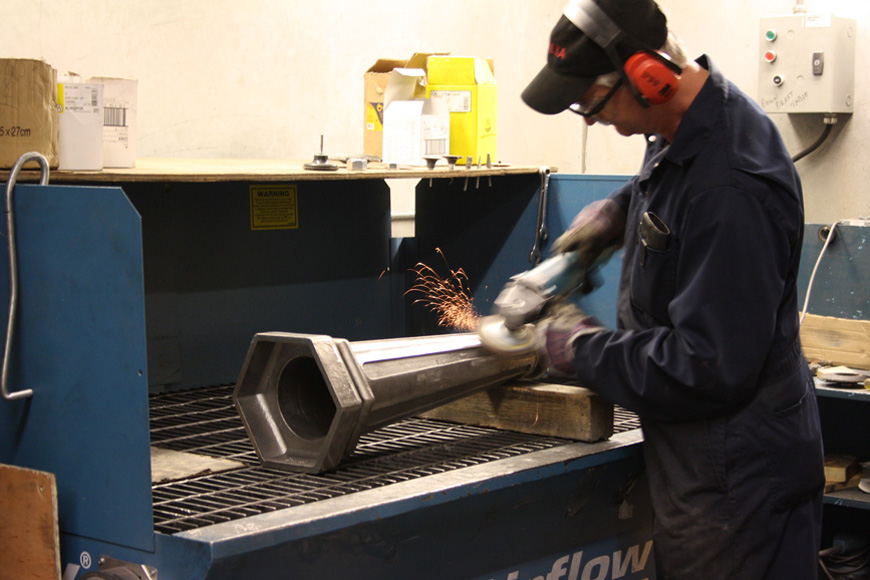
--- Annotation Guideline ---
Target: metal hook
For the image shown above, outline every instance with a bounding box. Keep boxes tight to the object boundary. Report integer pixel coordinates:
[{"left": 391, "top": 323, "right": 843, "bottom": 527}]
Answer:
[{"left": 2, "top": 151, "right": 50, "bottom": 401}]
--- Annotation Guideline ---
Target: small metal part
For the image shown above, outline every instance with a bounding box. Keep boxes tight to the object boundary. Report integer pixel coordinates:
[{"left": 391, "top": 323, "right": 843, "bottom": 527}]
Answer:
[
  {"left": 529, "top": 167, "right": 551, "bottom": 264},
  {"left": 818, "top": 225, "right": 836, "bottom": 244},
  {"left": 812, "top": 51, "right": 824, "bottom": 76},
  {"left": 816, "top": 365, "right": 870, "bottom": 385},
  {"left": 475, "top": 156, "right": 482, "bottom": 189},
  {"left": 443, "top": 155, "right": 461, "bottom": 170},
  {"left": 80, "top": 556, "right": 157, "bottom": 580},
  {"left": 463, "top": 156, "right": 472, "bottom": 191},
  {"left": 486, "top": 153, "right": 493, "bottom": 187},
  {"left": 303, "top": 135, "right": 339, "bottom": 171},
  {"left": 347, "top": 158, "right": 368, "bottom": 171},
  {"left": 423, "top": 155, "right": 441, "bottom": 186}
]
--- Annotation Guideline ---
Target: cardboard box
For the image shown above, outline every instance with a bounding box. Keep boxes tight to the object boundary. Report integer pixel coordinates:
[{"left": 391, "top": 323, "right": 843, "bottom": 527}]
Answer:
[
  {"left": 363, "top": 53, "right": 442, "bottom": 159},
  {"left": 426, "top": 56, "right": 497, "bottom": 165},
  {"left": 381, "top": 67, "right": 450, "bottom": 166},
  {"left": 0, "top": 59, "right": 59, "bottom": 168},
  {"left": 364, "top": 58, "right": 405, "bottom": 159},
  {"left": 57, "top": 78, "right": 103, "bottom": 170},
  {"left": 90, "top": 77, "right": 137, "bottom": 168}
]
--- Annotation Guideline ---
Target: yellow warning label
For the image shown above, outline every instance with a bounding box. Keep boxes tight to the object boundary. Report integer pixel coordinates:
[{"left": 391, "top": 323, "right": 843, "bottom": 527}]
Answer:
[
  {"left": 250, "top": 184, "right": 298, "bottom": 230},
  {"left": 366, "top": 101, "right": 384, "bottom": 131}
]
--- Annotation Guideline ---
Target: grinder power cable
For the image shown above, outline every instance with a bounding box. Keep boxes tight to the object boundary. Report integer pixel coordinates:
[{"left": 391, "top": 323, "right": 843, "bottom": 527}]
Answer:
[{"left": 478, "top": 248, "right": 615, "bottom": 355}]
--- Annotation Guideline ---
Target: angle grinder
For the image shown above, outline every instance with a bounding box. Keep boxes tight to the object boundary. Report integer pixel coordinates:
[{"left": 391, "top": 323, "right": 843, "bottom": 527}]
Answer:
[{"left": 478, "top": 248, "right": 615, "bottom": 354}]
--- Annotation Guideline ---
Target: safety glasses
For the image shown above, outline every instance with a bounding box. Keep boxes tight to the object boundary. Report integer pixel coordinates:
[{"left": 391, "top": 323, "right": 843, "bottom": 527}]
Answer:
[{"left": 569, "top": 78, "right": 624, "bottom": 118}]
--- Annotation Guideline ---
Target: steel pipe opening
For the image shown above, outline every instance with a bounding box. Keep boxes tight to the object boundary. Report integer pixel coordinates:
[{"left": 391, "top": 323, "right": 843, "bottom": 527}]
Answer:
[{"left": 277, "top": 356, "right": 335, "bottom": 441}]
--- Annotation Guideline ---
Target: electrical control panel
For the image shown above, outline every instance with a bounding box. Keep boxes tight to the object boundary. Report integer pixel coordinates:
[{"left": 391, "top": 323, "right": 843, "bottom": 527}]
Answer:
[{"left": 758, "top": 14, "right": 856, "bottom": 114}]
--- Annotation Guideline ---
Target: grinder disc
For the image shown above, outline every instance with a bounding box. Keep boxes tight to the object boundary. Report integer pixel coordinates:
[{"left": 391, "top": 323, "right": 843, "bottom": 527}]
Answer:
[{"left": 477, "top": 315, "right": 538, "bottom": 354}]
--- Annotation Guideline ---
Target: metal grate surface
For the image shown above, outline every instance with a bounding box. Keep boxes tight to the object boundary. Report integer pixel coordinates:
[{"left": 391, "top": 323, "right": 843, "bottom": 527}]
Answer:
[{"left": 150, "top": 384, "right": 640, "bottom": 534}]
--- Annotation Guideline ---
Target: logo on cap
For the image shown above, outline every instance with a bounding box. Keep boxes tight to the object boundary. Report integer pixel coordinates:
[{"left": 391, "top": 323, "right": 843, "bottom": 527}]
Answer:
[{"left": 549, "top": 42, "right": 567, "bottom": 60}]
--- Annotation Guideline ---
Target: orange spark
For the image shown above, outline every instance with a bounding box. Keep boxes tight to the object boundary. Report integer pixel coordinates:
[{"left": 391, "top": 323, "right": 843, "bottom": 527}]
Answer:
[{"left": 406, "top": 249, "right": 480, "bottom": 331}]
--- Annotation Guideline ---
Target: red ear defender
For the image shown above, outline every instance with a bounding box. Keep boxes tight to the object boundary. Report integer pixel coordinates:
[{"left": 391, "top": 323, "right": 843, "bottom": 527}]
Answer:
[{"left": 624, "top": 52, "right": 681, "bottom": 105}]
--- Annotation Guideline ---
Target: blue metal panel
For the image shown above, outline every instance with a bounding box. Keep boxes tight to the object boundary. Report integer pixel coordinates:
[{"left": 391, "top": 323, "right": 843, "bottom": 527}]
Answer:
[
  {"left": 412, "top": 173, "right": 542, "bottom": 335},
  {"left": 799, "top": 223, "right": 870, "bottom": 319},
  {"left": 0, "top": 184, "right": 153, "bottom": 551},
  {"left": 119, "top": 180, "right": 393, "bottom": 390},
  {"left": 546, "top": 174, "right": 630, "bottom": 326},
  {"left": 412, "top": 174, "right": 629, "bottom": 332}
]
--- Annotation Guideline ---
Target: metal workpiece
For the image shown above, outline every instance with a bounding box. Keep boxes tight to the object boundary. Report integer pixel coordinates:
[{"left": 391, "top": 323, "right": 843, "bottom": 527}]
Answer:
[{"left": 233, "top": 332, "right": 541, "bottom": 473}]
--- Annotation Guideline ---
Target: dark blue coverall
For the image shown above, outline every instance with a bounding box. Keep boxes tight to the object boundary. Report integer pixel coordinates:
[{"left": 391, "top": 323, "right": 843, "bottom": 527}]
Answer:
[{"left": 571, "top": 56, "right": 825, "bottom": 580}]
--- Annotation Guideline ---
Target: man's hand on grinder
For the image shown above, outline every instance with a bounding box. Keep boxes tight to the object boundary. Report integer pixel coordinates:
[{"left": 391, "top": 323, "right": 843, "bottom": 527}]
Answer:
[
  {"left": 536, "top": 301, "right": 605, "bottom": 376},
  {"left": 552, "top": 199, "right": 626, "bottom": 264}
]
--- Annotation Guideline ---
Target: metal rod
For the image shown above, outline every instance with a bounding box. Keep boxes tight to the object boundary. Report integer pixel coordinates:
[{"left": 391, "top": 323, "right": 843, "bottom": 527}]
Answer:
[
  {"left": 234, "top": 332, "right": 542, "bottom": 473},
  {"left": 2, "top": 152, "right": 49, "bottom": 401}
]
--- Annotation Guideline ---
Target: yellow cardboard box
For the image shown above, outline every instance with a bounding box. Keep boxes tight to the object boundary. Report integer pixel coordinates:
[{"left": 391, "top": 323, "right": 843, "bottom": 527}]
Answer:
[{"left": 426, "top": 56, "right": 497, "bottom": 165}]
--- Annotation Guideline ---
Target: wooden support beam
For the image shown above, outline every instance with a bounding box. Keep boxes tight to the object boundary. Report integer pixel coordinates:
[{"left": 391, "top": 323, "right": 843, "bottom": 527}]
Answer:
[{"left": 420, "top": 381, "right": 613, "bottom": 442}]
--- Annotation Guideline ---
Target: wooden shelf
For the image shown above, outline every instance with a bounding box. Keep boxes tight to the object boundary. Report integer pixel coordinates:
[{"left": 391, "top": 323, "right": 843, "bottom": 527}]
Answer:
[{"left": 13, "top": 158, "right": 552, "bottom": 184}]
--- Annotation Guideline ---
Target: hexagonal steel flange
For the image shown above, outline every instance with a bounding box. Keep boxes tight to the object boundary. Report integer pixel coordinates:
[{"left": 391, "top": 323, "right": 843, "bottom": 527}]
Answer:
[{"left": 233, "top": 332, "right": 367, "bottom": 473}]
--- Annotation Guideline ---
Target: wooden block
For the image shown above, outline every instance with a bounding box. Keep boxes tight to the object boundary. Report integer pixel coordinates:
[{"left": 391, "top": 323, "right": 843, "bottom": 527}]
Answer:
[
  {"left": 824, "top": 454, "right": 859, "bottom": 483},
  {"left": 825, "top": 472, "right": 862, "bottom": 493},
  {"left": 0, "top": 463, "right": 61, "bottom": 580},
  {"left": 151, "top": 447, "right": 246, "bottom": 484},
  {"left": 420, "top": 381, "right": 613, "bottom": 442},
  {"left": 801, "top": 314, "right": 870, "bottom": 370}
]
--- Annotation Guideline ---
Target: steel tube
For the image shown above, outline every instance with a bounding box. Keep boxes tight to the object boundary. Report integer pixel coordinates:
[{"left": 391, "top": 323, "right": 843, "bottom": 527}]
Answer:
[{"left": 233, "top": 332, "right": 540, "bottom": 473}]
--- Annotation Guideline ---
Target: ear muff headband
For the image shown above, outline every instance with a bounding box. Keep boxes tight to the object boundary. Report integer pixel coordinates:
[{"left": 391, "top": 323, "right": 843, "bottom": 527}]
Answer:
[{"left": 563, "top": 0, "right": 682, "bottom": 107}]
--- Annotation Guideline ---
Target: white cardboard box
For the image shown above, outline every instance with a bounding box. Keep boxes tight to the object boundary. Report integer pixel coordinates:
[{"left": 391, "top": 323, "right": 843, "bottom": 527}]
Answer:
[
  {"left": 90, "top": 77, "right": 137, "bottom": 168},
  {"left": 381, "top": 67, "right": 449, "bottom": 166},
  {"left": 57, "top": 79, "right": 103, "bottom": 170}
]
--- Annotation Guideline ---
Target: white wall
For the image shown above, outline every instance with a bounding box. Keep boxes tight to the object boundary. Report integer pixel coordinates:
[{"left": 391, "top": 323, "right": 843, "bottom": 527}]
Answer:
[{"left": 2, "top": 0, "right": 868, "bottom": 223}]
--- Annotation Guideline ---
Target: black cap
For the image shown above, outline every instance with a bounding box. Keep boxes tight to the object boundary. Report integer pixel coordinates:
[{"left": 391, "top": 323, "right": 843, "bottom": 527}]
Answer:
[{"left": 522, "top": 0, "right": 669, "bottom": 115}]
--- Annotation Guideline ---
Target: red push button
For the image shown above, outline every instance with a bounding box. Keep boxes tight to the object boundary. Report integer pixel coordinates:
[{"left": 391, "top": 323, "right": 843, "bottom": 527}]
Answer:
[{"left": 764, "top": 51, "right": 777, "bottom": 63}]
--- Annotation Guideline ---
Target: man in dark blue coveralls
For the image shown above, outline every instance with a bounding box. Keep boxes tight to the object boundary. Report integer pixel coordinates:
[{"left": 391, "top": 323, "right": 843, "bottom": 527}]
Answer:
[{"left": 522, "top": 0, "right": 825, "bottom": 578}]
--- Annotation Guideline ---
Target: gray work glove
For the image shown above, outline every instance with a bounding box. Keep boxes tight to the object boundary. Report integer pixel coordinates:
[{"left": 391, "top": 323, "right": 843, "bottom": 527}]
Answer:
[
  {"left": 536, "top": 301, "right": 605, "bottom": 376},
  {"left": 552, "top": 199, "right": 626, "bottom": 265}
]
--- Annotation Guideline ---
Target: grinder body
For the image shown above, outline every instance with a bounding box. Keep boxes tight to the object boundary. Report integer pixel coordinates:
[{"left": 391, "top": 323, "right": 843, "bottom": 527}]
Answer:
[{"left": 478, "top": 249, "right": 615, "bottom": 354}]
